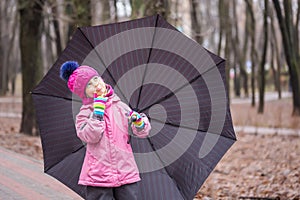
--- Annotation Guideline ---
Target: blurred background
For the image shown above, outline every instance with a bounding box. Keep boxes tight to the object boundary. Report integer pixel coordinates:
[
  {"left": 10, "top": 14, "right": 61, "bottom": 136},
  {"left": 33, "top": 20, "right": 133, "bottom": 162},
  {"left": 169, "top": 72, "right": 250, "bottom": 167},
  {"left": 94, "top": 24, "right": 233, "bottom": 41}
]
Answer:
[{"left": 0, "top": 0, "right": 299, "bottom": 199}]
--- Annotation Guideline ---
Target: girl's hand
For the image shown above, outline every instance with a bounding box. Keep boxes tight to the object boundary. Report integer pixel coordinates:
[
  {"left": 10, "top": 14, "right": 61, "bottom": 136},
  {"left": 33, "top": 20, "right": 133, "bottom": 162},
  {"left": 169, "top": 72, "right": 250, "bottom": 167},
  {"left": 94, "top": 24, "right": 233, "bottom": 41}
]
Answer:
[
  {"left": 129, "top": 111, "right": 145, "bottom": 129},
  {"left": 93, "top": 93, "right": 108, "bottom": 120}
]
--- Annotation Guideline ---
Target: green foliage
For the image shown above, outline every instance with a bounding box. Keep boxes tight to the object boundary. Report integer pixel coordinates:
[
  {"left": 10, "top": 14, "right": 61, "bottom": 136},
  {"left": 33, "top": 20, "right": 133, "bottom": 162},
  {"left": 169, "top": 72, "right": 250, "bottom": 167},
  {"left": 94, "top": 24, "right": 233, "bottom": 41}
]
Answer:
[
  {"left": 144, "top": 0, "right": 169, "bottom": 19},
  {"left": 131, "top": 0, "right": 145, "bottom": 18},
  {"left": 65, "top": 0, "right": 91, "bottom": 27}
]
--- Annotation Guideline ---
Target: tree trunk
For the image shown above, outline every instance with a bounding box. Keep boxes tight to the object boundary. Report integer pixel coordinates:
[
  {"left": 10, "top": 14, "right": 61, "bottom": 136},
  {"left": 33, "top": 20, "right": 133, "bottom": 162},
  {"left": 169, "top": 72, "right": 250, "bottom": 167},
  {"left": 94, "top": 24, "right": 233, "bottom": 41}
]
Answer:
[
  {"left": 0, "top": 1, "right": 4, "bottom": 95},
  {"left": 190, "top": 0, "right": 203, "bottom": 44},
  {"left": 206, "top": 0, "right": 217, "bottom": 52},
  {"left": 91, "top": 0, "right": 101, "bottom": 25},
  {"left": 113, "top": 0, "right": 118, "bottom": 22},
  {"left": 102, "top": 0, "right": 111, "bottom": 23},
  {"left": 240, "top": 4, "right": 249, "bottom": 98},
  {"left": 217, "top": 0, "right": 225, "bottom": 56},
  {"left": 174, "top": 0, "right": 179, "bottom": 27},
  {"left": 52, "top": 2, "right": 62, "bottom": 56},
  {"left": 245, "top": 0, "right": 257, "bottom": 107},
  {"left": 223, "top": 0, "right": 231, "bottom": 101},
  {"left": 42, "top": 3, "right": 55, "bottom": 72},
  {"left": 0, "top": 0, "right": 9, "bottom": 96},
  {"left": 270, "top": 39, "right": 277, "bottom": 91},
  {"left": 0, "top": 1, "right": 2, "bottom": 95},
  {"left": 258, "top": 0, "right": 269, "bottom": 113},
  {"left": 66, "top": 2, "right": 75, "bottom": 40},
  {"left": 8, "top": 1, "right": 20, "bottom": 96},
  {"left": 233, "top": 52, "right": 241, "bottom": 97},
  {"left": 270, "top": 5, "right": 282, "bottom": 99},
  {"left": 6, "top": 1, "right": 19, "bottom": 96},
  {"left": 19, "top": 0, "right": 44, "bottom": 135},
  {"left": 273, "top": 0, "right": 300, "bottom": 115},
  {"left": 231, "top": 0, "right": 241, "bottom": 97}
]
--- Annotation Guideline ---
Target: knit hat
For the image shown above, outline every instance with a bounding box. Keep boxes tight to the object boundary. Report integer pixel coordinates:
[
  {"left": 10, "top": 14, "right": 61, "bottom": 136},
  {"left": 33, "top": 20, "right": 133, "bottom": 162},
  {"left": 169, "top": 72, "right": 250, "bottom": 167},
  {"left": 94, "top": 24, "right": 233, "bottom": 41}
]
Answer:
[{"left": 60, "top": 61, "right": 101, "bottom": 105}]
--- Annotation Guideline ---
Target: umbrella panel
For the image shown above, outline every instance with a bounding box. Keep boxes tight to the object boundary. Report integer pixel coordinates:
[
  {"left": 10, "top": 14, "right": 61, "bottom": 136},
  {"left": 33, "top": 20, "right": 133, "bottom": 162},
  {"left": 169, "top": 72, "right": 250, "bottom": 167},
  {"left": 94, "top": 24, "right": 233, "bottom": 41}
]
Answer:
[
  {"left": 32, "top": 15, "right": 236, "bottom": 200},
  {"left": 32, "top": 94, "right": 83, "bottom": 171},
  {"left": 47, "top": 147, "right": 87, "bottom": 198}
]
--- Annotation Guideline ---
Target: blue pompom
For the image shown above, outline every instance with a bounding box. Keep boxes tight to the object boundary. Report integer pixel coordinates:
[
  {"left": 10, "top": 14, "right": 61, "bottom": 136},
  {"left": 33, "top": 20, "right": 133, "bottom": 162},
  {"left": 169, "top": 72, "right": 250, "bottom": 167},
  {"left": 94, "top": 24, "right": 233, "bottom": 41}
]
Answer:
[{"left": 60, "top": 61, "right": 79, "bottom": 81}]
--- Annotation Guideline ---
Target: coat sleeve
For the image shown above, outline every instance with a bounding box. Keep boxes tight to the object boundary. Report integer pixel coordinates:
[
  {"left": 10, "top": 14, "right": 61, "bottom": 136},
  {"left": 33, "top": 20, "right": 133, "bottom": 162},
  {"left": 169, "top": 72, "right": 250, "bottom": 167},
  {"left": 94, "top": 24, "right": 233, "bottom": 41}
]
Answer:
[
  {"left": 131, "top": 113, "right": 151, "bottom": 138},
  {"left": 75, "top": 105, "right": 105, "bottom": 144}
]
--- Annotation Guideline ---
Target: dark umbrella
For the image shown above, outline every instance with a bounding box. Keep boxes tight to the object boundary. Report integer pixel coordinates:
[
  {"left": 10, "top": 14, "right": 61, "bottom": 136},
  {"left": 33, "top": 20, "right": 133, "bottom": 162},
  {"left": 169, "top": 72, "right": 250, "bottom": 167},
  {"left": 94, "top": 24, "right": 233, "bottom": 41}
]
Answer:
[{"left": 32, "top": 15, "right": 236, "bottom": 200}]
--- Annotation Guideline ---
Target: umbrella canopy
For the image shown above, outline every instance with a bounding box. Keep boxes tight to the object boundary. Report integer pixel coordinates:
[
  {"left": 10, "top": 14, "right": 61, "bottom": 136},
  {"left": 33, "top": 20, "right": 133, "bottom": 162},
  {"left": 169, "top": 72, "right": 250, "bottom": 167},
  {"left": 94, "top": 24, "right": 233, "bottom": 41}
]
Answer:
[{"left": 32, "top": 15, "right": 236, "bottom": 200}]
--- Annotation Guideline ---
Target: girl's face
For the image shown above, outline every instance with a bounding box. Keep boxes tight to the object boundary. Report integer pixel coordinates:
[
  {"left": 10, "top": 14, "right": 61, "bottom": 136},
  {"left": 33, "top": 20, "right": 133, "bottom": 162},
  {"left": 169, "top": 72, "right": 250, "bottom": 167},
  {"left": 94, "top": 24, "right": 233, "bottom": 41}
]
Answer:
[{"left": 85, "top": 76, "right": 106, "bottom": 98}]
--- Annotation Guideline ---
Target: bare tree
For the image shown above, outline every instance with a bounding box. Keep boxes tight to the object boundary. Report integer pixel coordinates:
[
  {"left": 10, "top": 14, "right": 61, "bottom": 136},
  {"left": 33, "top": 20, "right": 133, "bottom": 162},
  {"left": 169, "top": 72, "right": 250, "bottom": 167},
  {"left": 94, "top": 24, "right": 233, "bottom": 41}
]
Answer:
[
  {"left": 245, "top": 0, "right": 258, "bottom": 107},
  {"left": 217, "top": 0, "right": 232, "bottom": 99},
  {"left": 8, "top": 2, "right": 20, "bottom": 96},
  {"left": 232, "top": 0, "right": 249, "bottom": 98},
  {"left": 42, "top": 1, "right": 56, "bottom": 72},
  {"left": 0, "top": 1, "right": 18, "bottom": 95},
  {"left": 269, "top": 4, "right": 282, "bottom": 99},
  {"left": 231, "top": 0, "right": 241, "bottom": 97},
  {"left": 205, "top": 0, "right": 217, "bottom": 53},
  {"left": 174, "top": 0, "right": 179, "bottom": 27},
  {"left": 190, "top": 0, "right": 203, "bottom": 44},
  {"left": 273, "top": 0, "right": 300, "bottom": 115},
  {"left": 217, "top": 0, "right": 225, "bottom": 56},
  {"left": 51, "top": 0, "right": 63, "bottom": 56},
  {"left": 258, "top": 0, "right": 269, "bottom": 113},
  {"left": 224, "top": 0, "right": 232, "bottom": 99},
  {"left": 113, "top": 0, "right": 118, "bottom": 22},
  {"left": 91, "top": 0, "right": 111, "bottom": 25},
  {"left": 1, "top": 0, "right": 20, "bottom": 96},
  {"left": 0, "top": 1, "right": 7, "bottom": 96},
  {"left": 102, "top": 0, "right": 111, "bottom": 22},
  {"left": 19, "top": 0, "right": 45, "bottom": 135}
]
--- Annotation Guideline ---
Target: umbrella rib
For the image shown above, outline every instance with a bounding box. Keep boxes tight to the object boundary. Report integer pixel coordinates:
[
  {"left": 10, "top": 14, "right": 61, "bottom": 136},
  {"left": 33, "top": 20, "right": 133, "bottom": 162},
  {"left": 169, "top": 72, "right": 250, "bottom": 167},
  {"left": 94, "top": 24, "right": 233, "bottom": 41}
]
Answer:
[
  {"left": 140, "top": 59, "right": 225, "bottom": 112},
  {"left": 135, "top": 14, "right": 159, "bottom": 110},
  {"left": 77, "top": 28, "right": 130, "bottom": 106},
  {"left": 150, "top": 117, "right": 236, "bottom": 140},
  {"left": 31, "top": 92, "right": 81, "bottom": 103},
  {"left": 151, "top": 118, "right": 206, "bottom": 133}
]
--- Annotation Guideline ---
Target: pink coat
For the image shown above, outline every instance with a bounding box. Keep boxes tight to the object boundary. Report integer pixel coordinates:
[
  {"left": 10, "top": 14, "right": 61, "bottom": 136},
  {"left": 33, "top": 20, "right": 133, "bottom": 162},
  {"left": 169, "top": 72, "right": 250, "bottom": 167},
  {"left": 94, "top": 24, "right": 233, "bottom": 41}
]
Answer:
[{"left": 75, "top": 94, "right": 151, "bottom": 187}]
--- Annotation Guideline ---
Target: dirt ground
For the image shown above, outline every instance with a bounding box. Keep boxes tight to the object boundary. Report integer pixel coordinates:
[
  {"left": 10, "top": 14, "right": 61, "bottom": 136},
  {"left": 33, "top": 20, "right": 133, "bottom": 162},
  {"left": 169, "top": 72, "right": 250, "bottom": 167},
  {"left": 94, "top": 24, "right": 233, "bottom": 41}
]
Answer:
[{"left": 0, "top": 96, "right": 299, "bottom": 199}]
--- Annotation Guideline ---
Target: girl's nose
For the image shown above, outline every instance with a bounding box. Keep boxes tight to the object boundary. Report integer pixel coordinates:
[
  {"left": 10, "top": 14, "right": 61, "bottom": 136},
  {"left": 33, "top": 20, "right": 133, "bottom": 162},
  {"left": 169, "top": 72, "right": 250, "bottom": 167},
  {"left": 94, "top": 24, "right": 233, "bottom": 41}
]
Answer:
[{"left": 93, "top": 79, "right": 100, "bottom": 87}]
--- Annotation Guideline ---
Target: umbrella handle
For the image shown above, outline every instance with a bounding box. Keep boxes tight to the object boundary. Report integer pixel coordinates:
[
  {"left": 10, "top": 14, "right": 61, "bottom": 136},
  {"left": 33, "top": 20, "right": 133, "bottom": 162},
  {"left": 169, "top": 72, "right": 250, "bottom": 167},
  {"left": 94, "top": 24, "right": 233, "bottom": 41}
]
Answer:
[
  {"left": 127, "top": 120, "right": 133, "bottom": 144},
  {"left": 131, "top": 115, "right": 137, "bottom": 122}
]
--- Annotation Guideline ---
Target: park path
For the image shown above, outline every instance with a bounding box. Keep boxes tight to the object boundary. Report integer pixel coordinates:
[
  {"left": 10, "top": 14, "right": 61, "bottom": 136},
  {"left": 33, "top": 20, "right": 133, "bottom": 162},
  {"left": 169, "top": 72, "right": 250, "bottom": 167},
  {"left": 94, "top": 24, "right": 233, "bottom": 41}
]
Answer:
[{"left": 0, "top": 146, "right": 83, "bottom": 200}]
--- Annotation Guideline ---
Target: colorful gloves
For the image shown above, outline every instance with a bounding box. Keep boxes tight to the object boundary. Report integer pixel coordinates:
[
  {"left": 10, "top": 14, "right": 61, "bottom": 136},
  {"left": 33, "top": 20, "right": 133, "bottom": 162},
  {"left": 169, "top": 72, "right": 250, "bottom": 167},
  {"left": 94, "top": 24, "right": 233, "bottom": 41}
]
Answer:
[
  {"left": 93, "top": 93, "right": 108, "bottom": 120},
  {"left": 129, "top": 111, "right": 145, "bottom": 129}
]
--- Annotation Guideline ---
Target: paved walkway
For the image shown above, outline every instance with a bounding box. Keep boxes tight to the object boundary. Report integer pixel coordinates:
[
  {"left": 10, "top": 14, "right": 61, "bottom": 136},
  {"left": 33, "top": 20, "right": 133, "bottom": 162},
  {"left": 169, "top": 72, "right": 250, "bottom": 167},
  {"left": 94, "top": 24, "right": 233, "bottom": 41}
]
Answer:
[
  {"left": 235, "top": 126, "right": 300, "bottom": 136},
  {"left": 0, "top": 147, "right": 83, "bottom": 200},
  {"left": 231, "top": 91, "right": 292, "bottom": 104}
]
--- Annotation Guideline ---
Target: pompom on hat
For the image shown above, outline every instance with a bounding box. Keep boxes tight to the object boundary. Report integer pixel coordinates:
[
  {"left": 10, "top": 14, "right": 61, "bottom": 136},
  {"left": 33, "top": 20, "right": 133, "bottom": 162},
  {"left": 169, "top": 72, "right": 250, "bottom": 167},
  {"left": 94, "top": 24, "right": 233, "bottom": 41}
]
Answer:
[{"left": 60, "top": 61, "right": 101, "bottom": 105}]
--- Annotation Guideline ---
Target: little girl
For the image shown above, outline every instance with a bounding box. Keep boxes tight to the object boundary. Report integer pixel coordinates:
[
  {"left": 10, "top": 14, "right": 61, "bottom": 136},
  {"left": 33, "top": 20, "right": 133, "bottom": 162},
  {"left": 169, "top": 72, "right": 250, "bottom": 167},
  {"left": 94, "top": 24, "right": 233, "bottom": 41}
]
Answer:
[{"left": 60, "top": 61, "right": 151, "bottom": 200}]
